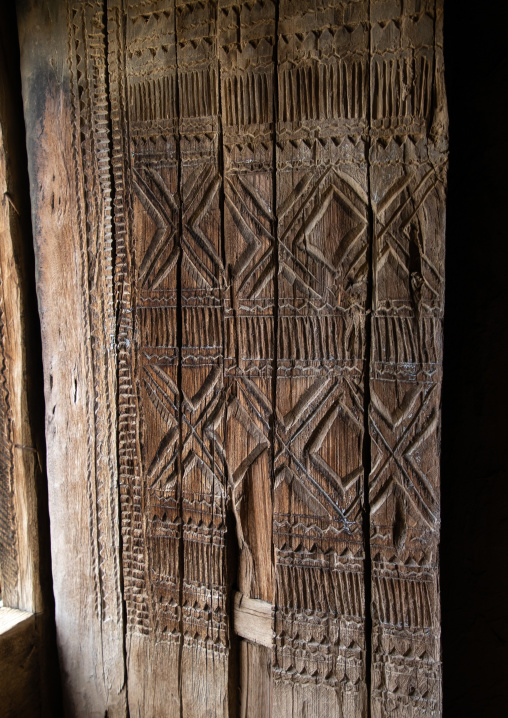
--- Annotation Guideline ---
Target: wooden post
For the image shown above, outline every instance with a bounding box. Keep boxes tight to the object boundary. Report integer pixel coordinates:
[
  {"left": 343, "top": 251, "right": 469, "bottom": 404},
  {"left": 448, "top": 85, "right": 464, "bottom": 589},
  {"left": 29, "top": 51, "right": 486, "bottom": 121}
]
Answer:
[
  {"left": 272, "top": 2, "right": 370, "bottom": 715},
  {"left": 1, "top": 4, "right": 59, "bottom": 714},
  {"left": 18, "top": 1, "right": 126, "bottom": 714}
]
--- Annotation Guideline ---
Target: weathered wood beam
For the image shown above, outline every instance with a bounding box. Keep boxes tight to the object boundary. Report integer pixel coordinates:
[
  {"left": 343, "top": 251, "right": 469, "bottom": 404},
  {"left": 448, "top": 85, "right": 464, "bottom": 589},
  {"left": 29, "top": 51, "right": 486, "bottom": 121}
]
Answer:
[
  {"left": 233, "top": 591, "right": 272, "bottom": 649},
  {"left": 18, "top": 1, "right": 126, "bottom": 714},
  {"left": 367, "top": 2, "right": 447, "bottom": 715},
  {"left": 219, "top": 3, "right": 277, "bottom": 715},
  {"left": 273, "top": 2, "right": 370, "bottom": 714},
  {"left": 1, "top": 4, "right": 59, "bottom": 714}
]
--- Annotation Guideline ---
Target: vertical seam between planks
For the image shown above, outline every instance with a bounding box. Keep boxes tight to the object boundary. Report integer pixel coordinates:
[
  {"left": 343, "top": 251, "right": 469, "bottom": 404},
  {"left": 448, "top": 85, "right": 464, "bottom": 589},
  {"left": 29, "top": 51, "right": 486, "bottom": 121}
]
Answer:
[
  {"left": 270, "top": 2, "right": 280, "bottom": 716},
  {"left": 172, "top": 2, "right": 185, "bottom": 715},
  {"left": 364, "top": 2, "right": 374, "bottom": 716},
  {"left": 432, "top": 2, "right": 443, "bottom": 711},
  {"left": 215, "top": 7, "right": 240, "bottom": 717}
]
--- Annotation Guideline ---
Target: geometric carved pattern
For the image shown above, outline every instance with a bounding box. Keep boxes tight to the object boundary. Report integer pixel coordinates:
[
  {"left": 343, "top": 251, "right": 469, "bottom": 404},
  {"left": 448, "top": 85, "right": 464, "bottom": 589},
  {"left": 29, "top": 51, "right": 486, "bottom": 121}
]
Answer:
[
  {"left": 65, "top": 0, "right": 446, "bottom": 715},
  {"left": 275, "top": 377, "right": 364, "bottom": 520},
  {"left": 368, "top": 1, "right": 446, "bottom": 715},
  {"left": 370, "top": 383, "right": 439, "bottom": 528},
  {"left": 272, "top": 0, "right": 372, "bottom": 710}
]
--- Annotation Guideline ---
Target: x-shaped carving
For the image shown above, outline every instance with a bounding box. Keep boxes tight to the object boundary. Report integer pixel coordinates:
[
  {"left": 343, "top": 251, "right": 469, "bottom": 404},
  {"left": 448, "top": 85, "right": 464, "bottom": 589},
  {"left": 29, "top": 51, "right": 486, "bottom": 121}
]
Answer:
[
  {"left": 274, "top": 377, "right": 363, "bottom": 521},
  {"left": 225, "top": 174, "right": 275, "bottom": 299},
  {"left": 369, "top": 384, "right": 439, "bottom": 527},
  {"left": 180, "top": 365, "right": 226, "bottom": 498},
  {"left": 373, "top": 169, "right": 444, "bottom": 301},
  {"left": 143, "top": 363, "right": 179, "bottom": 489},
  {"left": 228, "top": 377, "right": 270, "bottom": 520},
  {"left": 182, "top": 164, "right": 224, "bottom": 290},
  {"left": 143, "top": 362, "right": 226, "bottom": 496}
]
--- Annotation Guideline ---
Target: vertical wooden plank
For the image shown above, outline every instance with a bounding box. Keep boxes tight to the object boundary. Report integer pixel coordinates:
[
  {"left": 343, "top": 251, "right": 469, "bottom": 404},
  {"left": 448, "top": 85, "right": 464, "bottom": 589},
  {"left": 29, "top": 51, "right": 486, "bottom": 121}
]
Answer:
[
  {"left": 175, "top": 2, "right": 230, "bottom": 715},
  {"left": 109, "top": 2, "right": 231, "bottom": 713},
  {"left": 218, "top": 3, "right": 276, "bottom": 715},
  {"left": 18, "top": 1, "right": 126, "bottom": 715},
  {"left": 368, "top": 1, "right": 447, "bottom": 716},
  {"left": 0, "top": 0, "right": 43, "bottom": 621},
  {"left": 0, "top": 7, "right": 59, "bottom": 713},
  {"left": 108, "top": 1, "right": 182, "bottom": 714},
  {"left": 274, "top": 1, "right": 370, "bottom": 715}
]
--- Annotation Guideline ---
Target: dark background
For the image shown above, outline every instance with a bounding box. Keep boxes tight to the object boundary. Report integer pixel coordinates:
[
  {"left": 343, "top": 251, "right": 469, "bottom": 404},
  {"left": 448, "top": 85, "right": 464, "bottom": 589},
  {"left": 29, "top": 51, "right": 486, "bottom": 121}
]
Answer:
[{"left": 442, "top": 0, "right": 508, "bottom": 714}]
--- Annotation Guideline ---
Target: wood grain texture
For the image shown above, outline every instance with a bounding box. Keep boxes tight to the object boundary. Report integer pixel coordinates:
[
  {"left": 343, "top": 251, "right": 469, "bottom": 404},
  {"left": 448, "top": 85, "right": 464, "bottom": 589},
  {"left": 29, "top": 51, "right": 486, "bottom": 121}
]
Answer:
[
  {"left": 0, "top": 0, "right": 45, "bottom": 622},
  {"left": 17, "top": 0, "right": 447, "bottom": 715},
  {"left": 219, "top": 3, "right": 277, "bottom": 715},
  {"left": 1, "top": 7, "right": 59, "bottom": 715},
  {"left": 108, "top": 1, "right": 182, "bottom": 714},
  {"left": 273, "top": 2, "right": 369, "bottom": 715},
  {"left": 219, "top": 0, "right": 276, "bottom": 606},
  {"left": 18, "top": 1, "right": 126, "bottom": 715},
  {"left": 367, "top": 2, "right": 447, "bottom": 716},
  {"left": 176, "top": 2, "right": 229, "bottom": 714}
]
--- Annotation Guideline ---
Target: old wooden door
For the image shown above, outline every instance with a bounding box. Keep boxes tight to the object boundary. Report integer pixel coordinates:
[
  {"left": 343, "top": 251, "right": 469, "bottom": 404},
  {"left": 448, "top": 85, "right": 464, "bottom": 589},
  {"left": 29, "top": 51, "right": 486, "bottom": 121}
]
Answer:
[{"left": 18, "top": 0, "right": 447, "bottom": 715}]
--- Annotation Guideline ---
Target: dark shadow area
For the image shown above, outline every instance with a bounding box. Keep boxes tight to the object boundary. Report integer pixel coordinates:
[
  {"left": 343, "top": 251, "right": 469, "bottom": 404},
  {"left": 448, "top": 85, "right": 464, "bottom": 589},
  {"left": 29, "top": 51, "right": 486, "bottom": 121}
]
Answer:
[{"left": 442, "top": 1, "right": 508, "bottom": 715}]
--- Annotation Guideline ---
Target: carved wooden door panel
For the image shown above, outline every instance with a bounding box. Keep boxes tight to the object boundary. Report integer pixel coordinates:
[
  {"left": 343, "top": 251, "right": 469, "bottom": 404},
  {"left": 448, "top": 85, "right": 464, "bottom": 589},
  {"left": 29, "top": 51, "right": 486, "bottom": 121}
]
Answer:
[{"left": 18, "top": 0, "right": 447, "bottom": 716}]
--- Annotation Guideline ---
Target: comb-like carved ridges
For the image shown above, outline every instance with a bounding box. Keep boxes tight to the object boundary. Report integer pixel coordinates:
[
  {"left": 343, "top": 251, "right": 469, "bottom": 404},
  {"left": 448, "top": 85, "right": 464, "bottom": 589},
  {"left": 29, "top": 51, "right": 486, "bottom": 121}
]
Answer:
[
  {"left": 273, "top": 2, "right": 370, "bottom": 714},
  {"left": 176, "top": 1, "right": 230, "bottom": 714},
  {"left": 368, "top": 1, "right": 446, "bottom": 716},
  {"left": 60, "top": 1, "right": 447, "bottom": 714},
  {"left": 69, "top": 0, "right": 123, "bottom": 629}
]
